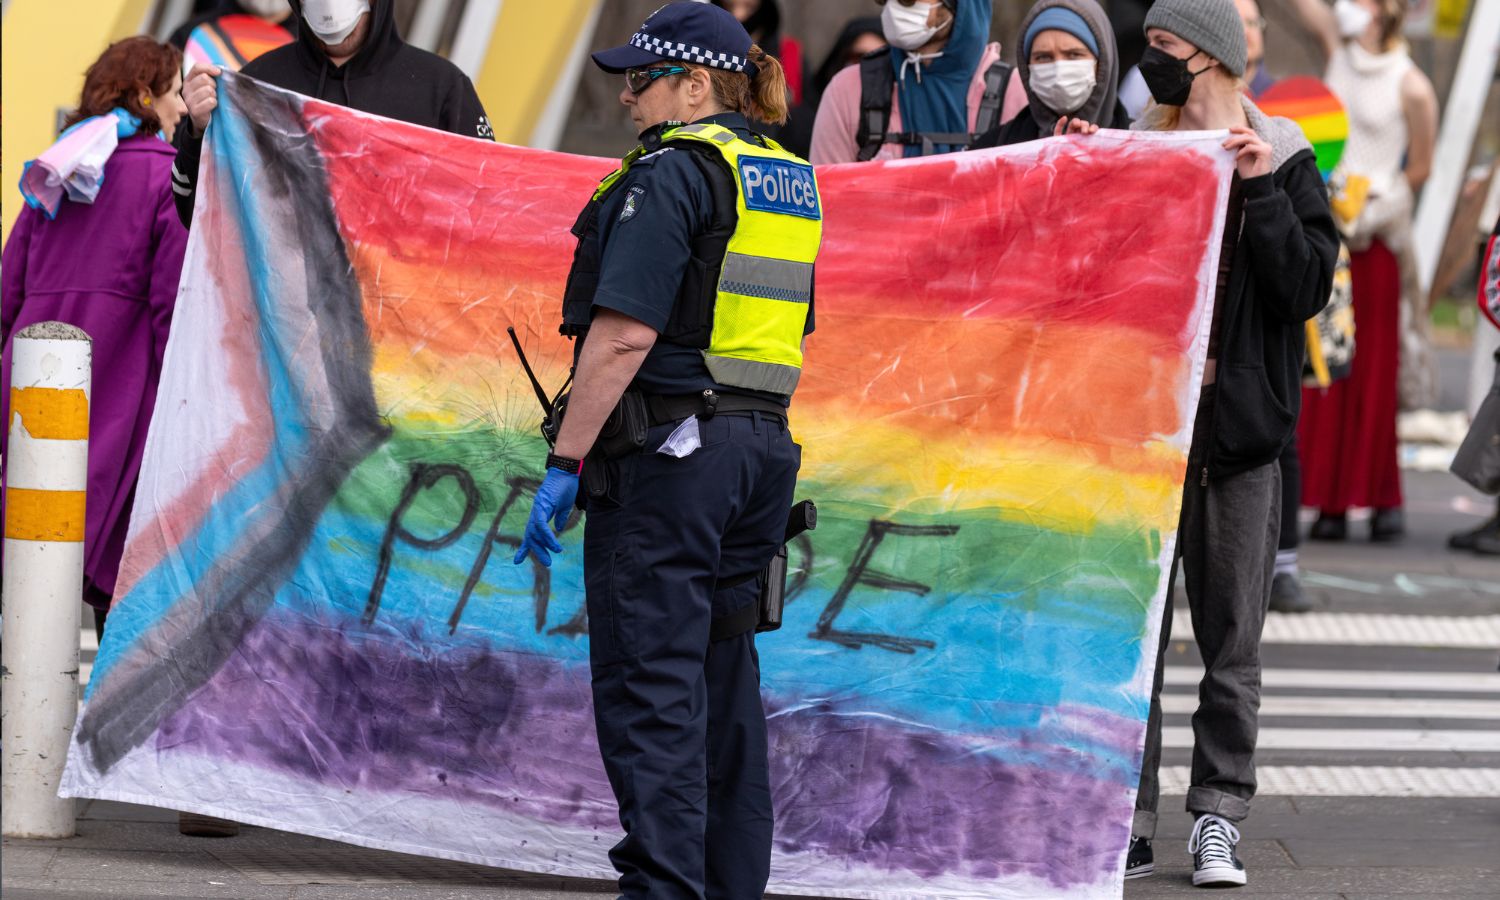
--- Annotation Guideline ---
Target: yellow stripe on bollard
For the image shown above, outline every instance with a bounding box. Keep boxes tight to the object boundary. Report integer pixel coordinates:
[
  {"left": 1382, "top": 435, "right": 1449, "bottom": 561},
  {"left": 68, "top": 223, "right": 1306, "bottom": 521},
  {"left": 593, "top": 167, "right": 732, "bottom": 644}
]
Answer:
[
  {"left": 8, "top": 387, "right": 89, "bottom": 440},
  {"left": 3, "top": 488, "right": 86, "bottom": 542}
]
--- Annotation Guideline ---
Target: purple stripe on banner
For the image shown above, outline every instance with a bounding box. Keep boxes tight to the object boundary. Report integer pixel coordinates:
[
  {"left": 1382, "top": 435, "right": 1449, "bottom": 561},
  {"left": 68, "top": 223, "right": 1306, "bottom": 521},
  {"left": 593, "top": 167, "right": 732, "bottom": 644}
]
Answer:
[{"left": 159, "top": 613, "right": 1131, "bottom": 886}]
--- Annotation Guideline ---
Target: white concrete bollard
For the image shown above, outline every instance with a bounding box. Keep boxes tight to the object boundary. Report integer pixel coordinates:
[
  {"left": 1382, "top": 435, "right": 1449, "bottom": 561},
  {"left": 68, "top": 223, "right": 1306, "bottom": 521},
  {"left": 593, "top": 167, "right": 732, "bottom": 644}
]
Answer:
[{"left": 2, "top": 321, "right": 91, "bottom": 839}]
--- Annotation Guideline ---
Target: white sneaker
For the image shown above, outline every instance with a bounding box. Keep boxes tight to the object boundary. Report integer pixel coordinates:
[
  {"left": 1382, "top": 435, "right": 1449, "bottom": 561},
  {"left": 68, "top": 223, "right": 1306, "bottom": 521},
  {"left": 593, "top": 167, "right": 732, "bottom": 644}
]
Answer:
[{"left": 1188, "top": 814, "right": 1246, "bottom": 887}]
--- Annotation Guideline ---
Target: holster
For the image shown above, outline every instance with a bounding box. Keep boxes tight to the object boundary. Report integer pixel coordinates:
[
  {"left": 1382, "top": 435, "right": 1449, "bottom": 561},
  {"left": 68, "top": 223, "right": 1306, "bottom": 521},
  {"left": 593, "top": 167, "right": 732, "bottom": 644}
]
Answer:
[
  {"left": 709, "top": 500, "right": 814, "bottom": 642},
  {"left": 707, "top": 547, "right": 786, "bottom": 643},
  {"left": 577, "top": 392, "right": 649, "bottom": 508}
]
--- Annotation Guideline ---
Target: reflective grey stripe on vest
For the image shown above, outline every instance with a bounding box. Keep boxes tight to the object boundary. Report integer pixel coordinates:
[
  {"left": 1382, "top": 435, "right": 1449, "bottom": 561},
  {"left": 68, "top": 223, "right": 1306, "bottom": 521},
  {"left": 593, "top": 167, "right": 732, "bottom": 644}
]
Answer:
[
  {"left": 703, "top": 354, "right": 802, "bottom": 395},
  {"left": 674, "top": 123, "right": 735, "bottom": 144},
  {"left": 719, "top": 252, "right": 813, "bottom": 304}
]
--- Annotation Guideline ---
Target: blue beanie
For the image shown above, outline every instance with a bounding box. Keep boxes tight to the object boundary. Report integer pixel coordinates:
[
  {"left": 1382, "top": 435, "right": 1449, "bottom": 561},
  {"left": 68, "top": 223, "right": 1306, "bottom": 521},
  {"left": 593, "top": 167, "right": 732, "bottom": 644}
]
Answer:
[{"left": 1023, "top": 7, "right": 1099, "bottom": 58}]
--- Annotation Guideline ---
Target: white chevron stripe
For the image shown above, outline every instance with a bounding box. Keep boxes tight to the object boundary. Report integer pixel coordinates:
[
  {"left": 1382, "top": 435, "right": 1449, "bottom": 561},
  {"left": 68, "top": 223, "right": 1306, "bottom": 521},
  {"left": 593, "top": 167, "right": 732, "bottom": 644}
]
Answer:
[
  {"left": 1163, "top": 726, "right": 1500, "bottom": 752},
  {"left": 1164, "top": 666, "right": 1500, "bottom": 693},
  {"left": 1170, "top": 612, "right": 1500, "bottom": 648},
  {"left": 1160, "top": 765, "right": 1500, "bottom": 797},
  {"left": 1160, "top": 693, "right": 1500, "bottom": 719}
]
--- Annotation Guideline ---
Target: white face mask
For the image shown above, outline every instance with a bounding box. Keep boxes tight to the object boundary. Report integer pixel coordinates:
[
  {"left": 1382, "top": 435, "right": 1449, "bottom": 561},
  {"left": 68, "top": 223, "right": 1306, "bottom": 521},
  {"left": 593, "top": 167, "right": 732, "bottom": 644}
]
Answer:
[
  {"left": 241, "top": 0, "right": 290, "bottom": 19},
  {"left": 882, "top": 1, "right": 951, "bottom": 52},
  {"left": 1028, "top": 59, "right": 1097, "bottom": 115},
  {"left": 302, "top": 0, "right": 370, "bottom": 44},
  {"left": 1333, "top": 0, "right": 1374, "bottom": 39}
]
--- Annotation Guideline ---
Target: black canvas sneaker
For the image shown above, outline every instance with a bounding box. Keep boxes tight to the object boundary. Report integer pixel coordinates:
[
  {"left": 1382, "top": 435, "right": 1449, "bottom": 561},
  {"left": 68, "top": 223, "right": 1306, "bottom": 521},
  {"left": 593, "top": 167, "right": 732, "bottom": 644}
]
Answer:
[
  {"left": 1125, "top": 835, "right": 1154, "bottom": 879},
  {"left": 1188, "top": 814, "right": 1246, "bottom": 887}
]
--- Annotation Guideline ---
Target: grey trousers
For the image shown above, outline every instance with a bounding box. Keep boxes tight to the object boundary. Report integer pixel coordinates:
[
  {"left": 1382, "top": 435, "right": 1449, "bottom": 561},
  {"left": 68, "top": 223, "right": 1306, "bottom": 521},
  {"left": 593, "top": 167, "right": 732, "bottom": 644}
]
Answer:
[{"left": 1134, "top": 394, "right": 1282, "bottom": 839}]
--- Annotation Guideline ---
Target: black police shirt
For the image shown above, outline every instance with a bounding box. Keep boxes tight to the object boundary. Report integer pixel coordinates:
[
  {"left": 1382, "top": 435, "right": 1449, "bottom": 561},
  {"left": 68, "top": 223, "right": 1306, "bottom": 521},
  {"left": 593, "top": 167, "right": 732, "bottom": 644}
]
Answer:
[{"left": 589, "top": 111, "right": 815, "bottom": 400}]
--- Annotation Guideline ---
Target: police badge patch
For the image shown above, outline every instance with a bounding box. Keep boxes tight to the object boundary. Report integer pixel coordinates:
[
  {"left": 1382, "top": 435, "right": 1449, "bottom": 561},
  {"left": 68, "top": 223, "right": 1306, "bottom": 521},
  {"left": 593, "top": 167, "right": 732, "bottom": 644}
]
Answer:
[{"left": 619, "top": 185, "right": 646, "bottom": 222}]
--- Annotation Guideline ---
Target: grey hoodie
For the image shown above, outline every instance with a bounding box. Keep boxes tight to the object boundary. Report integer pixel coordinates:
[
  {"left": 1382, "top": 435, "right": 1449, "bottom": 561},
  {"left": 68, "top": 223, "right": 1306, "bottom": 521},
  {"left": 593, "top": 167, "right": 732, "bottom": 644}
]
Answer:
[{"left": 1015, "top": 0, "right": 1121, "bottom": 134}]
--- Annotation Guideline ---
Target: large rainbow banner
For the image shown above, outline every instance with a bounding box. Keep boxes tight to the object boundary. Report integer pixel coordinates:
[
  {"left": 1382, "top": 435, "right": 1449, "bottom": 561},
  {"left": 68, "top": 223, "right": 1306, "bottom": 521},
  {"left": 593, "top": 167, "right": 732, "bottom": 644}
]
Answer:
[{"left": 62, "top": 73, "right": 1232, "bottom": 898}]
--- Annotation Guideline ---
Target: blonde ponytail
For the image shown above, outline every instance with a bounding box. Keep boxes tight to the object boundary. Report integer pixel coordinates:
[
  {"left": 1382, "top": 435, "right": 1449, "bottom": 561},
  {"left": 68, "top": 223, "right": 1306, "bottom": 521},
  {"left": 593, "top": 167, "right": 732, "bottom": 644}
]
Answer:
[
  {"left": 693, "top": 43, "right": 790, "bottom": 126},
  {"left": 745, "top": 44, "right": 789, "bottom": 125}
]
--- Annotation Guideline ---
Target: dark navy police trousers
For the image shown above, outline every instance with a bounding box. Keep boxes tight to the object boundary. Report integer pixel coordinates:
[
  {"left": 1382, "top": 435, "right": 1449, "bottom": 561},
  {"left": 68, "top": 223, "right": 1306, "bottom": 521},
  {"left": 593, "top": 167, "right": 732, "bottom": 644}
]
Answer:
[{"left": 584, "top": 411, "right": 799, "bottom": 900}]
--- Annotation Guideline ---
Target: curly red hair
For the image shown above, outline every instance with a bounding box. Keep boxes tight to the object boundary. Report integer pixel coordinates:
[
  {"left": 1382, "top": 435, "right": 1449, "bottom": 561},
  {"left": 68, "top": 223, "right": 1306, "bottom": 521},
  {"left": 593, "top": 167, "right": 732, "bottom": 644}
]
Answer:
[{"left": 63, "top": 36, "right": 182, "bottom": 135}]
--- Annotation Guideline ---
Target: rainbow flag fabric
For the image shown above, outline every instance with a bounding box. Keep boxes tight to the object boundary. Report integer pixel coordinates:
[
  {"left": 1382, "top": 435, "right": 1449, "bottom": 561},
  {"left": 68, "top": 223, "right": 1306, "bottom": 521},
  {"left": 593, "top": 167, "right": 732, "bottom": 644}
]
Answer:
[
  {"left": 1256, "top": 76, "right": 1348, "bottom": 180},
  {"left": 183, "top": 14, "right": 293, "bottom": 73},
  {"left": 62, "top": 73, "right": 1232, "bottom": 898}
]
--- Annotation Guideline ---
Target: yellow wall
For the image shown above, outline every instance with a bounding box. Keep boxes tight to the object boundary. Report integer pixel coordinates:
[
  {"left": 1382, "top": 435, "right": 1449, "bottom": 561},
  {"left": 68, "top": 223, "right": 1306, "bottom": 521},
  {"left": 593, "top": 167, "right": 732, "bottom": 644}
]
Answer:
[
  {"left": 474, "top": 0, "right": 601, "bottom": 146},
  {"left": 2, "top": 0, "right": 154, "bottom": 243}
]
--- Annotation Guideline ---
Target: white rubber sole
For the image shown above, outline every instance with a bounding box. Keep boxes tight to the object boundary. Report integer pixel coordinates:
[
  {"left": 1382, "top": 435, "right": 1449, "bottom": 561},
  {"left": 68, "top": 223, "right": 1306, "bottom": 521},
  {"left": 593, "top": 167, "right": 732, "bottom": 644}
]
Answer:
[
  {"left": 1124, "top": 862, "right": 1155, "bottom": 879},
  {"left": 1192, "top": 863, "right": 1248, "bottom": 887}
]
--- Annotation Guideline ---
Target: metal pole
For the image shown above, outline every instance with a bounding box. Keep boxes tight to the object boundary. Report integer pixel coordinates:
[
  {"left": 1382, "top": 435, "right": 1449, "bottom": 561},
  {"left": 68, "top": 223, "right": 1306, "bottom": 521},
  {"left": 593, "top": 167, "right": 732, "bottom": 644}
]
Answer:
[
  {"left": 407, "top": 0, "right": 453, "bottom": 52},
  {"left": 2, "top": 320, "right": 91, "bottom": 839},
  {"left": 1412, "top": 0, "right": 1500, "bottom": 296}
]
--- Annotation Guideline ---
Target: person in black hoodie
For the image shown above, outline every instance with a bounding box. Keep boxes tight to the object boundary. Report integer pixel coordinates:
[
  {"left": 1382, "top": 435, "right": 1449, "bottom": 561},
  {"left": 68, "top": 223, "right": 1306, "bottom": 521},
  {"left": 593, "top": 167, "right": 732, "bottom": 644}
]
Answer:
[
  {"left": 971, "top": 0, "right": 1130, "bottom": 148},
  {"left": 171, "top": 0, "right": 491, "bottom": 228},
  {"left": 1123, "top": 0, "right": 1336, "bottom": 889}
]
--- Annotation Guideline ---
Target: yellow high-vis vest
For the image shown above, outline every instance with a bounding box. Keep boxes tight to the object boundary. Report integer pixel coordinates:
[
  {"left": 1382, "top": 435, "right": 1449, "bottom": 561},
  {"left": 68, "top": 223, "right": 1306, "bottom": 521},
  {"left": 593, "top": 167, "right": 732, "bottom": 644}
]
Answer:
[{"left": 584, "top": 122, "right": 823, "bottom": 397}]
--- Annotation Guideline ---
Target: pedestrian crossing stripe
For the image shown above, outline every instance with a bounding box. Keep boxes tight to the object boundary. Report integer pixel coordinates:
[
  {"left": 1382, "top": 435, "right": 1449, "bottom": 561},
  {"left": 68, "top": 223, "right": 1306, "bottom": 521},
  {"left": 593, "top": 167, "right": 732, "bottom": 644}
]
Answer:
[
  {"left": 1170, "top": 612, "right": 1500, "bottom": 648},
  {"left": 1160, "top": 694, "right": 1500, "bottom": 720},
  {"left": 1163, "top": 726, "right": 1500, "bottom": 752},
  {"left": 1164, "top": 666, "right": 1500, "bottom": 693},
  {"left": 1160, "top": 765, "right": 1500, "bottom": 797}
]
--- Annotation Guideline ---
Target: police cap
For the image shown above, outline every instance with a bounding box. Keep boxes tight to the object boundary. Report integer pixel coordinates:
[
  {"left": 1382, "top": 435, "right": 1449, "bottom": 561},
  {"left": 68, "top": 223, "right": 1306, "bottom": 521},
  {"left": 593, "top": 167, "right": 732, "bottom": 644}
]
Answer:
[{"left": 592, "top": 2, "right": 757, "bottom": 77}]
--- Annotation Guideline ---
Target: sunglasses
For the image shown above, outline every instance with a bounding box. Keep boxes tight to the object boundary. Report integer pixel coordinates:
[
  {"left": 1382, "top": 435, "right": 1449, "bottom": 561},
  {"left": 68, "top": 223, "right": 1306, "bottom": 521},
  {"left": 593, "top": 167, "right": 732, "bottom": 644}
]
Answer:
[{"left": 625, "top": 64, "right": 688, "bottom": 95}]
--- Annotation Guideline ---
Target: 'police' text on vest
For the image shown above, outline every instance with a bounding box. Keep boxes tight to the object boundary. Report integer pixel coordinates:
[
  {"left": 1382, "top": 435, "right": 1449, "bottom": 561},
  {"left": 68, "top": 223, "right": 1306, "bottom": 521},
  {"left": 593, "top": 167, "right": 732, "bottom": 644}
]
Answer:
[{"left": 738, "top": 158, "right": 820, "bottom": 220}]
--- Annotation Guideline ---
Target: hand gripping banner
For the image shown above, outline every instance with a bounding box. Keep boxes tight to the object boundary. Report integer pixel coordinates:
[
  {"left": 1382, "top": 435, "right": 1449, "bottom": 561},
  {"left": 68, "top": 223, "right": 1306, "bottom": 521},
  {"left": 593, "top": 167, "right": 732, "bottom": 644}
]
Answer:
[{"left": 62, "top": 73, "right": 1232, "bottom": 899}]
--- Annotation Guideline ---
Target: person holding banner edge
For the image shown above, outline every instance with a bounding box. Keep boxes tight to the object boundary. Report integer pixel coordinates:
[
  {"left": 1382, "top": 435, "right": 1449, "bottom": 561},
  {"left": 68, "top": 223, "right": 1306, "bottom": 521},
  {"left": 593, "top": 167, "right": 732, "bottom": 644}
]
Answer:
[
  {"left": 1123, "top": 0, "right": 1339, "bottom": 886},
  {"left": 513, "top": 4, "right": 820, "bottom": 897},
  {"left": 172, "top": 0, "right": 492, "bottom": 230}
]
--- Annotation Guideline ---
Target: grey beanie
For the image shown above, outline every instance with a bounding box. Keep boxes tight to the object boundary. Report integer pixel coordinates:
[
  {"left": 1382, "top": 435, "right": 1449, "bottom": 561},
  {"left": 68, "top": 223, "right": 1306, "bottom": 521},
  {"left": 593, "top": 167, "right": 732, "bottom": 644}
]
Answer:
[{"left": 1143, "top": 0, "right": 1248, "bottom": 76}]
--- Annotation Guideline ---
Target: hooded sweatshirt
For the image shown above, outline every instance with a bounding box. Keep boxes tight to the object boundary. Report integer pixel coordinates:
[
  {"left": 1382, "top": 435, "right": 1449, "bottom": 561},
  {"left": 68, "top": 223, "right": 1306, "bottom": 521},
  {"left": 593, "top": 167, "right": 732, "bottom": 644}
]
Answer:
[
  {"left": 1135, "top": 97, "right": 1339, "bottom": 478},
  {"left": 889, "top": 0, "right": 991, "bottom": 157},
  {"left": 972, "top": 0, "right": 1129, "bottom": 148},
  {"left": 811, "top": 0, "right": 1002, "bottom": 164},
  {"left": 172, "top": 0, "right": 491, "bottom": 228}
]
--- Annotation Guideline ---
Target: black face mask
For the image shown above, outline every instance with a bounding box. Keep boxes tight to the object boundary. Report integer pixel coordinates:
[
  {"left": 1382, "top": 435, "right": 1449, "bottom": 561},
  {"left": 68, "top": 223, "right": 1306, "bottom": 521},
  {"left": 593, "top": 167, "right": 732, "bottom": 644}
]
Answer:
[{"left": 1139, "top": 46, "right": 1209, "bottom": 107}]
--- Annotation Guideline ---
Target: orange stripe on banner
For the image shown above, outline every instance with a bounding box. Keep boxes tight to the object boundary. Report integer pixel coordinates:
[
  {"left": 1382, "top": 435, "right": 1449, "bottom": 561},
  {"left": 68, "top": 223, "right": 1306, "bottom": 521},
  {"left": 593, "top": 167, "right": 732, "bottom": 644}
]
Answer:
[
  {"left": 4, "top": 487, "right": 86, "bottom": 542},
  {"left": 8, "top": 387, "right": 89, "bottom": 440}
]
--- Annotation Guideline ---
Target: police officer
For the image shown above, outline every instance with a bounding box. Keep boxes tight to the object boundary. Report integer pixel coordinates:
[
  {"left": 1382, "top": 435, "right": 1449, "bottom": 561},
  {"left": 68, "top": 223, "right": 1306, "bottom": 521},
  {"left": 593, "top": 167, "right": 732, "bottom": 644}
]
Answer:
[{"left": 513, "top": 4, "right": 822, "bottom": 898}]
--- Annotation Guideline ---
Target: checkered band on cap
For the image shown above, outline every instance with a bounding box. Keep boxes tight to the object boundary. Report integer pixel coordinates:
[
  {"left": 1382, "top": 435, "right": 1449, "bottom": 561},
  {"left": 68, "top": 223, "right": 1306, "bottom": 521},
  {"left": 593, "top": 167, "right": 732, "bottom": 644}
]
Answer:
[{"left": 629, "top": 31, "right": 749, "bottom": 72}]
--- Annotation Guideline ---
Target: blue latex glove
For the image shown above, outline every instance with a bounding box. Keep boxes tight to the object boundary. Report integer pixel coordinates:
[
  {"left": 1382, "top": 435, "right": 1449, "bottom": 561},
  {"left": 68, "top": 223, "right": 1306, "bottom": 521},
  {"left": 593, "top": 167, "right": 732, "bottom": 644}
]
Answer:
[{"left": 514, "top": 468, "right": 579, "bottom": 567}]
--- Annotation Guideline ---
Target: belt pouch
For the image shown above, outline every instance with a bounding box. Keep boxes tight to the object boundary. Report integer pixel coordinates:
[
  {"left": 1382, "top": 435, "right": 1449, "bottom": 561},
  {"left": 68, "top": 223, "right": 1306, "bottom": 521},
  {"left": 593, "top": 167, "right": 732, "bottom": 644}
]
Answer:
[{"left": 592, "top": 391, "right": 649, "bottom": 461}]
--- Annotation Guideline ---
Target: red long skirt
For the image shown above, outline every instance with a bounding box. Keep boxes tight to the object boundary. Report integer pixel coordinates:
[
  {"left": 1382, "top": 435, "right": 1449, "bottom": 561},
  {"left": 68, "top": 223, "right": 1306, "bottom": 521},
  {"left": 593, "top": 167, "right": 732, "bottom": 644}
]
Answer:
[{"left": 1298, "top": 239, "right": 1404, "bottom": 512}]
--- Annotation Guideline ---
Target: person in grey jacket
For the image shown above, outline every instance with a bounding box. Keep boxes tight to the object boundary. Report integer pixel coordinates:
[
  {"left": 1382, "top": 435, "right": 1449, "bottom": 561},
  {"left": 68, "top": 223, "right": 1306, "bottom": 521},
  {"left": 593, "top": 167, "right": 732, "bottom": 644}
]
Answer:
[{"left": 1122, "top": 0, "right": 1339, "bottom": 888}]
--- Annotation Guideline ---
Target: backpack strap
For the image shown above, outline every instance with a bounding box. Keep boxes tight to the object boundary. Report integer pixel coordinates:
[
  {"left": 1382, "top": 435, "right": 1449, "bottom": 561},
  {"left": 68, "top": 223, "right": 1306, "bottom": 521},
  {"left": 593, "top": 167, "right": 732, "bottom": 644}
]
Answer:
[
  {"left": 856, "top": 48, "right": 895, "bottom": 162},
  {"left": 973, "top": 59, "right": 1014, "bottom": 139},
  {"left": 857, "top": 48, "right": 1014, "bottom": 158}
]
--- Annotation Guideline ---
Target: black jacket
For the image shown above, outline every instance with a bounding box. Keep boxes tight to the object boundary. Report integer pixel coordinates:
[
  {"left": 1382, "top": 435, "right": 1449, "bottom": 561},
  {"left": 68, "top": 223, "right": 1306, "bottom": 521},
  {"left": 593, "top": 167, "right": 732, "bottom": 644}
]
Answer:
[
  {"left": 970, "top": 100, "right": 1133, "bottom": 149},
  {"left": 1188, "top": 102, "right": 1339, "bottom": 479},
  {"left": 172, "top": 0, "right": 491, "bottom": 228}
]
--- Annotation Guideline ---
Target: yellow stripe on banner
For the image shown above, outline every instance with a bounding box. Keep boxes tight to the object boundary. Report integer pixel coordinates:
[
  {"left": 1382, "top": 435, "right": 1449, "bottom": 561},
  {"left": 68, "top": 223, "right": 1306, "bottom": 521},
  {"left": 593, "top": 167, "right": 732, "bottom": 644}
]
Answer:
[
  {"left": 4, "top": 487, "right": 87, "bottom": 542},
  {"left": 8, "top": 387, "right": 90, "bottom": 440}
]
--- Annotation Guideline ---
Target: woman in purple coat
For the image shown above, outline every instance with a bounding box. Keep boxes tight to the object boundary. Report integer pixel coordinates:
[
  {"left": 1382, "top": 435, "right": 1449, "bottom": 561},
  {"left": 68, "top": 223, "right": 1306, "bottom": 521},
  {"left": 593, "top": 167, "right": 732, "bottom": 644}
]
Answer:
[{"left": 2, "top": 36, "right": 190, "bottom": 631}]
